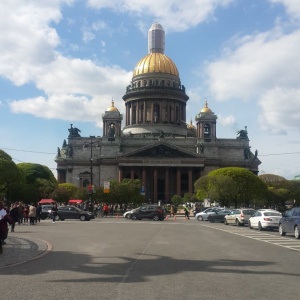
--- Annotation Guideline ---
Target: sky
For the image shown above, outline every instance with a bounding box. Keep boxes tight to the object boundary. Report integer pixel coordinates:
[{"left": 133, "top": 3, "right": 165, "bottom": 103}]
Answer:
[{"left": 0, "top": 0, "right": 300, "bottom": 180}]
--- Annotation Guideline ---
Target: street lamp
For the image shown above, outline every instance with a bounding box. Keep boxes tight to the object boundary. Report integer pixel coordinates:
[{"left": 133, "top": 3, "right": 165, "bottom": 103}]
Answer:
[{"left": 83, "top": 136, "right": 99, "bottom": 205}]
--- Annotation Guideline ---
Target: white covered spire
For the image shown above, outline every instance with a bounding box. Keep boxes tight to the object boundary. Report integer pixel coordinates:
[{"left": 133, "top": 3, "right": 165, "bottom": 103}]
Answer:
[{"left": 148, "top": 23, "right": 165, "bottom": 54}]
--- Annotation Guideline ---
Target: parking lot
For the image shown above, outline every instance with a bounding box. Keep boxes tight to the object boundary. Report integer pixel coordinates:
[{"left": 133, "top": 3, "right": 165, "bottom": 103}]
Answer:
[{"left": 1, "top": 217, "right": 299, "bottom": 300}]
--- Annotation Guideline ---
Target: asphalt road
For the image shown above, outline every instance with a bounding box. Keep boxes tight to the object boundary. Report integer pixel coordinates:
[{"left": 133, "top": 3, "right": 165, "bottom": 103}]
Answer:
[{"left": 1, "top": 217, "right": 299, "bottom": 300}]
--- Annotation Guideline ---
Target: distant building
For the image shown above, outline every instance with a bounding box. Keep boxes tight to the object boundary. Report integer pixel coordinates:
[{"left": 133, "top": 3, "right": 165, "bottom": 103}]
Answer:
[
  {"left": 294, "top": 175, "right": 300, "bottom": 180},
  {"left": 55, "top": 23, "right": 261, "bottom": 203}
]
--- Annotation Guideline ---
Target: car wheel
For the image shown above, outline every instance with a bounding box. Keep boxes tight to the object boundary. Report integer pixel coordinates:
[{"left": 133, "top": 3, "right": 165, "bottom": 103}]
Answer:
[
  {"left": 224, "top": 218, "right": 228, "bottom": 225},
  {"left": 295, "top": 226, "right": 300, "bottom": 239},
  {"left": 248, "top": 221, "right": 253, "bottom": 229},
  {"left": 80, "top": 215, "right": 86, "bottom": 221},
  {"left": 235, "top": 219, "right": 241, "bottom": 226},
  {"left": 209, "top": 218, "right": 215, "bottom": 223},
  {"left": 258, "top": 222, "right": 263, "bottom": 231},
  {"left": 279, "top": 224, "right": 286, "bottom": 236},
  {"left": 153, "top": 214, "right": 160, "bottom": 221},
  {"left": 126, "top": 214, "right": 131, "bottom": 219},
  {"left": 54, "top": 215, "right": 60, "bottom": 221},
  {"left": 131, "top": 214, "right": 137, "bottom": 220},
  {"left": 197, "top": 215, "right": 203, "bottom": 221}
]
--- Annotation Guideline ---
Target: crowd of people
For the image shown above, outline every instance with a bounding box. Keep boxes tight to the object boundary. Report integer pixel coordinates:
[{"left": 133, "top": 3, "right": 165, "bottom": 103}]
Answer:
[{"left": 0, "top": 201, "right": 43, "bottom": 254}]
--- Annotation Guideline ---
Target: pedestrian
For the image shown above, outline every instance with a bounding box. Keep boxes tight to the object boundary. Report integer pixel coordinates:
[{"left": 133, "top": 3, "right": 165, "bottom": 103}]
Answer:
[
  {"left": 184, "top": 206, "right": 190, "bottom": 219},
  {"left": 109, "top": 205, "right": 114, "bottom": 217},
  {"left": 51, "top": 203, "right": 58, "bottom": 223},
  {"left": 28, "top": 204, "right": 37, "bottom": 225},
  {"left": 9, "top": 203, "right": 19, "bottom": 232},
  {"left": 17, "top": 202, "right": 24, "bottom": 225},
  {"left": 36, "top": 203, "right": 42, "bottom": 223},
  {"left": 103, "top": 203, "right": 109, "bottom": 217},
  {"left": 23, "top": 204, "right": 29, "bottom": 224},
  {"left": 170, "top": 205, "right": 175, "bottom": 217},
  {"left": 0, "top": 201, "right": 14, "bottom": 254}
]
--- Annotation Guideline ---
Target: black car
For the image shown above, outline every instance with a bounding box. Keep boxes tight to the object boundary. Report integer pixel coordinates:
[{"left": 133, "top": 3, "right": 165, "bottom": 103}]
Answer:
[
  {"left": 53, "top": 206, "right": 95, "bottom": 221},
  {"left": 279, "top": 207, "right": 300, "bottom": 239},
  {"left": 208, "top": 209, "right": 232, "bottom": 223},
  {"left": 130, "top": 205, "right": 165, "bottom": 221}
]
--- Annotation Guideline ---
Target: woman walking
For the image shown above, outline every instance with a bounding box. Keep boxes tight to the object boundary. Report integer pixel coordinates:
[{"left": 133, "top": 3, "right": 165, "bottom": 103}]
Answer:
[{"left": 28, "top": 204, "right": 37, "bottom": 225}]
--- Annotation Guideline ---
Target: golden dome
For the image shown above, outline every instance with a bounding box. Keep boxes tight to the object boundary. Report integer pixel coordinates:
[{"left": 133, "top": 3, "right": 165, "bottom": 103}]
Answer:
[
  {"left": 187, "top": 120, "right": 196, "bottom": 129},
  {"left": 133, "top": 53, "right": 179, "bottom": 77},
  {"left": 107, "top": 100, "right": 119, "bottom": 112},
  {"left": 201, "top": 101, "right": 212, "bottom": 113}
]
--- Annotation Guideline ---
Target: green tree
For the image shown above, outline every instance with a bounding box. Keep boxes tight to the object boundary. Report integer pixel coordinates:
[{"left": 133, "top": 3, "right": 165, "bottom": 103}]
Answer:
[
  {"left": 209, "top": 167, "right": 268, "bottom": 208},
  {"left": 196, "top": 167, "right": 268, "bottom": 208},
  {"left": 17, "top": 163, "right": 58, "bottom": 203},
  {"left": 259, "top": 174, "right": 296, "bottom": 209},
  {"left": 51, "top": 183, "right": 78, "bottom": 203},
  {"left": 0, "top": 150, "right": 23, "bottom": 203},
  {"left": 171, "top": 194, "right": 183, "bottom": 207}
]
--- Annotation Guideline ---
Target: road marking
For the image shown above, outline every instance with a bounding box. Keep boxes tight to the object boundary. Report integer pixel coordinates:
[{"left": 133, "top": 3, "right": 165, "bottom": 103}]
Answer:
[{"left": 201, "top": 223, "right": 300, "bottom": 252}]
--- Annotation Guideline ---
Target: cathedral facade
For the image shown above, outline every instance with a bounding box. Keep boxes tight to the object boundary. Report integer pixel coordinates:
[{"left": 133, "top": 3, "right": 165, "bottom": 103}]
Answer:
[{"left": 55, "top": 23, "right": 260, "bottom": 203}]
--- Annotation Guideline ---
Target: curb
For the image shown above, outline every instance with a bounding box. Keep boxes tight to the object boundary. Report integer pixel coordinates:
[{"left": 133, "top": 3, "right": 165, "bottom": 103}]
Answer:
[{"left": 0, "top": 236, "right": 52, "bottom": 270}]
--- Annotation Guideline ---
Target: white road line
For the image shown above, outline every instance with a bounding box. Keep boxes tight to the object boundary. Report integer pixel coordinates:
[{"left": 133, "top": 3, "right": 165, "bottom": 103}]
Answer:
[{"left": 201, "top": 223, "right": 300, "bottom": 252}]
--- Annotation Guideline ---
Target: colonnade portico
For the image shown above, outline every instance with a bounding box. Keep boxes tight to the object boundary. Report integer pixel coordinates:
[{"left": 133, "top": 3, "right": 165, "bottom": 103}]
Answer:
[{"left": 118, "top": 163, "right": 203, "bottom": 203}]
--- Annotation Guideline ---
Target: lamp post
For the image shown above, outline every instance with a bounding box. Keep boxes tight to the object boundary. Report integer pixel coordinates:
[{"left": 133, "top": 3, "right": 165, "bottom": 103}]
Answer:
[{"left": 83, "top": 136, "right": 99, "bottom": 206}]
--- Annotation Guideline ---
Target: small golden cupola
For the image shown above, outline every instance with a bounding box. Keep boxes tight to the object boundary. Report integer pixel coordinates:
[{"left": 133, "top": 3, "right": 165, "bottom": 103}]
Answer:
[
  {"left": 187, "top": 119, "right": 196, "bottom": 137},
  {"left": 200, "top": 101, "right": 212, "bottom": 113},
  {"left": 195, "top": 101, "right": 217, "bottom": 140},
  {"left": 106, "top": 100, "right": 119, "bottom": 112},
  {"left": 103, "top": 100, "right": 123, "bottom": 139}
]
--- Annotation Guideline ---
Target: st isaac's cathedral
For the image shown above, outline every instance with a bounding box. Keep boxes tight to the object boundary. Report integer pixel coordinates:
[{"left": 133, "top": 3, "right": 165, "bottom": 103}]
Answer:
[{"left": 55, "top": 23, "right": 260, "bottom": 203}]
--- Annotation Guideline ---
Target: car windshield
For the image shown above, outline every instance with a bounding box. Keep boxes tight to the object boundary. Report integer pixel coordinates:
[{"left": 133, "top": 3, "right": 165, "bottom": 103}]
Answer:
[{"left": 243, "top": 210, "right": 255, "bottom": 215}]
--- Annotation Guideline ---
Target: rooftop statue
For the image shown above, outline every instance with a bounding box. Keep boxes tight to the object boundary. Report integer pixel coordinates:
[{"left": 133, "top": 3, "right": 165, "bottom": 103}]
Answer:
[
  {"left": 68, "top": 124, "right": 81, "bottom": 137},
  {"left": 237, "top": 126, "right": 248, "bottom": 139}
]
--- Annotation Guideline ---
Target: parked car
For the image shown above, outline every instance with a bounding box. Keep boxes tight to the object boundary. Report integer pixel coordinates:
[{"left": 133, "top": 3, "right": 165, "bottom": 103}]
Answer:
[
  {"left": 248, "top": 210, "right": 282, "bottom": 231},
  {"left": 224, "top": 208, "right": 255, "bottom": 226},
  {"left": 195, "top": 207, "right": 223, "bottom": 221},
  {"left": 279, "top": 207, "right": 300, "bottom": 239},
  {"left": 40, "top": 205, "right": 53, "bottom": 220},
  {"left": 208, "top": 209, "right": 232, "bottom": 223},
  {"left": 130, "top": 205, "right": 165, "bottom": 221},
  {"left": 52, "top": 206, "right": 95, "bottom": 221}
]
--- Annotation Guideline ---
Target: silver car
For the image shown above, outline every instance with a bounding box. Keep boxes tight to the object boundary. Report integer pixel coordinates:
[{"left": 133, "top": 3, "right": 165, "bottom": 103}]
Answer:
[
  {"left": 224, "top": 208, "right": 255, "bottom": 226},
  {"left": 195, "top": 207, "right": 223, "bottom": 221}
]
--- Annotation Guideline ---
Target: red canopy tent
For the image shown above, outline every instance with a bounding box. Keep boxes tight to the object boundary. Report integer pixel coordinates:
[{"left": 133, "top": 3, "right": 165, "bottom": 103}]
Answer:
[
  {"left": 39, "top": 199, "right": 56, "bottom": 204},
  {"left": 68, "top": 199, "right": 83, "bottom": 204}
]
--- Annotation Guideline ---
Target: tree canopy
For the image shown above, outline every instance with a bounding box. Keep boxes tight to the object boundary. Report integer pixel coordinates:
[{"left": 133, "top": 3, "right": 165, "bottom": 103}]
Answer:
[
  {"left": 0, "top": 150, "right": 23, "bottom": 202},
  {"left": 17, "top": 163, "right": 58, "bottom": 203},
  {"left": 195, "top": 167, "right": 268, "bottom": 208}
]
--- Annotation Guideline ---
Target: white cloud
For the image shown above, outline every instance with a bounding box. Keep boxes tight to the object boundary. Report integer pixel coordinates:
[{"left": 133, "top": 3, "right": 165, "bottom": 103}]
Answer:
[
  {"left": 0, "top": 1, "right": 131, "bottom": 124},
  {"left": 87, "top": 0, "right": 234, "bottom": 32},
  {"left": 204, "top": 27, "right": 300, "bottom": 133},
  {"left": 218, "top": 114, "right": 236, "bottom": 127},
  {"left": 269, "top": 0, "right": 300, "bottom": 19},
  {"left": 258, "top": 87, "right": 300, "bottom": 134}
]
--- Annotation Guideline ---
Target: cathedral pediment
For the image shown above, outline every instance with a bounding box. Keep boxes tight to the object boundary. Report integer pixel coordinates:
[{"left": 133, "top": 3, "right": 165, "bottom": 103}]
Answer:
[{"left": 120, "top": 141, "right": 199, "bottom": 159}]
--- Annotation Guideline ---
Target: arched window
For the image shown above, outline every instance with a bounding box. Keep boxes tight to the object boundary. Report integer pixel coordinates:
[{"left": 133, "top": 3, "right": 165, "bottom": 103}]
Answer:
[
  {"left": 154, "top": 103, "right": 160, "bottom": 123},
  {"left": 83, "top": 179, "right": 89, "bottom": 188},
  {"left": 204, "top": 124, "right": 211, "bottom": 137}
]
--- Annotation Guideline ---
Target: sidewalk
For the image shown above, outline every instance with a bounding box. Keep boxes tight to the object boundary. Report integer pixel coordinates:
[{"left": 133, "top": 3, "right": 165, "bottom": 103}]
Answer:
[{"left": 0, "top": 235, "right": 51, "bottom": 269}]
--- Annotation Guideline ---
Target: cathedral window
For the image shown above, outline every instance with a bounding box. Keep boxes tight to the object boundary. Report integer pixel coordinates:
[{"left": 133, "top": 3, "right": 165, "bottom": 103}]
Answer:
[{"left": 204, "top": 124, "right": 211, "bottom": 137}]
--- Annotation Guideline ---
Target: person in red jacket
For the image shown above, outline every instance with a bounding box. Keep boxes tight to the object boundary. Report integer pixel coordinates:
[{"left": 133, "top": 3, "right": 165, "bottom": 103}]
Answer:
[{"left": 103, "top": 204, "right": 109, "bottom": 217}]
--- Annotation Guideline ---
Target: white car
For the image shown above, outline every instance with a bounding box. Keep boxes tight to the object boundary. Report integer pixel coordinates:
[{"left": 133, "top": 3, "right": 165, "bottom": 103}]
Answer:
[
  {"left": 248, "top": 210, "right": 282, "bottom": 231},
  {"left": 195, "top": 207, "right": 222, "bottom": 221},
  {"left": 123, "top": 209, "right": 134, "bottom": 219}
]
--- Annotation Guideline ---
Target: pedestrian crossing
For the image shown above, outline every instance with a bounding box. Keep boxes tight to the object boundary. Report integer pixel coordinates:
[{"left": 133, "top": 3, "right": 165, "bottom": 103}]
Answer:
[{"left": 202, "top": 223, "right": 300, "bottom": 252}]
